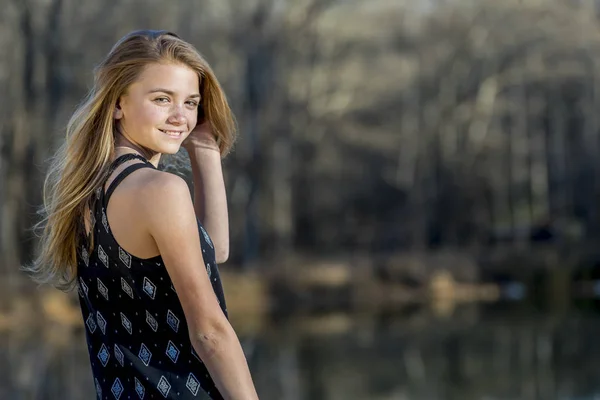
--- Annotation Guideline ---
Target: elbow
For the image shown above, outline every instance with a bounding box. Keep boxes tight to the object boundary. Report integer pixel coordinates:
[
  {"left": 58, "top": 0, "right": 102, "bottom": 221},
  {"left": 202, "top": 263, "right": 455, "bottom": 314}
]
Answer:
[
  {"left": 190, "top": 320, "right": 233, "bottom": 359},
  {"left": 215, "top": 246, "right": 229, "bottom": 264}
]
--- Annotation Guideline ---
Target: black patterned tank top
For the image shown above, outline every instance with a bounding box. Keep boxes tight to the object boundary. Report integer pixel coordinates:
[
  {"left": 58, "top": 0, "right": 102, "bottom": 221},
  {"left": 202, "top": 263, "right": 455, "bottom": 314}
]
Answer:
[{"left": 76, "top": 153, "right": 228, "bottom": 400}]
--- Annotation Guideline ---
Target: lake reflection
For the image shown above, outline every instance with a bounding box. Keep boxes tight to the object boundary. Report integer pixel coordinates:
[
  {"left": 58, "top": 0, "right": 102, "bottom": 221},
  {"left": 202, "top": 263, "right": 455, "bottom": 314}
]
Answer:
[{"left": 4, "top": 302, "right": 600, "bottom": 400}]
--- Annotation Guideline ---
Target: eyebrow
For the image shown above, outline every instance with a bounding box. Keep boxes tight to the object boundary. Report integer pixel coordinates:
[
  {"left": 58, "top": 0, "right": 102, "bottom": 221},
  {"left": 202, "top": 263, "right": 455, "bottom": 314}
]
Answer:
[{"left": 148, "top": 88, "right": 201, "bottom": 98}]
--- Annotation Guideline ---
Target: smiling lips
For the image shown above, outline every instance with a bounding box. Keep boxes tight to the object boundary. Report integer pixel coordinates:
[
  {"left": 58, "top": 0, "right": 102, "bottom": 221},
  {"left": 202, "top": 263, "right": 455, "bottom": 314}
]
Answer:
[{"left": 159, "top": 129, "right": 184, "bottom": 138}]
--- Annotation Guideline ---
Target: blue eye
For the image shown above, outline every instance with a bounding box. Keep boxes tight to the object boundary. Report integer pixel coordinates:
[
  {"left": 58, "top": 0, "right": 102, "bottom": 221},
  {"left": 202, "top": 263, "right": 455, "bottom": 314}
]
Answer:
[{"left": 186, "top": 100, "right": 199, "bottom": 107}]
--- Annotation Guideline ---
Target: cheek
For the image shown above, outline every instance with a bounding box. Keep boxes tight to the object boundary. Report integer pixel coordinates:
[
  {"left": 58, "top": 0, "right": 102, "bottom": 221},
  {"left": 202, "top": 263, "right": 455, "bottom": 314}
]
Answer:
[
  {"left": 188, "top": 111, "right": 198, "bottom": 128},
  {"left": 123, "top": 104, "right": 164, "bottom": 128},
  {"left": 142, "top": 106, "right": 167, "bottom": 124}
]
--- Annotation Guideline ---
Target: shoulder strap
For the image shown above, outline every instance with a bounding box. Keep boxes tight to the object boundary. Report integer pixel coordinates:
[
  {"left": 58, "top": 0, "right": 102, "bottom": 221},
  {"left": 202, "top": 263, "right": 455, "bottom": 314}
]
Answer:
[
  {"left": 102, "top": 154, "right": 155, "bottom": 208},
  {"left": 108, "top": 153, "right": 153, "bottom": 174}
]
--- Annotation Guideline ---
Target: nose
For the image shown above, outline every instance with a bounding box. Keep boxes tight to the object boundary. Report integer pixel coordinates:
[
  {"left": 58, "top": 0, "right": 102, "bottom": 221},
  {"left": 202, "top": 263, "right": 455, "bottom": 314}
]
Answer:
[{"left": 167, "top": 105, "right": 187, "bottom": 125}]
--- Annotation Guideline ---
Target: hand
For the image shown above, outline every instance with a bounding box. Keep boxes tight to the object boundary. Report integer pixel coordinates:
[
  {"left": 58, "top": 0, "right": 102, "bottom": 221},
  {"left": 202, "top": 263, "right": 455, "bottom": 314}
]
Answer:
[{"left": 183, "top": 120, "right": 219, "bottom": 152}]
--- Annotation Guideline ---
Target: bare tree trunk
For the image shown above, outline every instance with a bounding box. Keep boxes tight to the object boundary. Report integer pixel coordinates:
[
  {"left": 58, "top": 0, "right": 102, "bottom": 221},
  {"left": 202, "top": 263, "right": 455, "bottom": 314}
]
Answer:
[
  {"left": 1, "top": 1, "right": 33, "bottom": 276},
  {"left": 547, "top": 87, "right": 567, "bottom": 224},
  {"left": 409, "top": 78, "right": 428, "bottom": 250}
]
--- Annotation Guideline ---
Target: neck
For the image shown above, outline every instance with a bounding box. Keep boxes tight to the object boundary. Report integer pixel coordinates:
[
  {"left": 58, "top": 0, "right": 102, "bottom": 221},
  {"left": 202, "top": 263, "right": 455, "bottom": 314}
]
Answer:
[{"left": 114, "top": 138, "right": 161, "bottom": 168}]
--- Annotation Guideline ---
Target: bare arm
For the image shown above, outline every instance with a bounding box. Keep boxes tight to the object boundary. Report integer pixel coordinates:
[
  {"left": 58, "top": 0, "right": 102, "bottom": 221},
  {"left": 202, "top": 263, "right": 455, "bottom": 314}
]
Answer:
[
  {"left": 143, "top": 173, "right": 258, "bottom": 400},
  {"left": 184, "top": 138, "right": 229, "bottom": 264}
]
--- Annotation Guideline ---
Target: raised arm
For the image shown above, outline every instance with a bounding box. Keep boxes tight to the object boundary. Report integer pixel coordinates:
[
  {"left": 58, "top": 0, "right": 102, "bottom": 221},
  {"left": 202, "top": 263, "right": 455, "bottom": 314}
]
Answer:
[
  {"left": 183, "top": 121, "right": 229, "bottom": 263},
  {"left": 143, "top": 172, "right": 258, "bottom": 400}
]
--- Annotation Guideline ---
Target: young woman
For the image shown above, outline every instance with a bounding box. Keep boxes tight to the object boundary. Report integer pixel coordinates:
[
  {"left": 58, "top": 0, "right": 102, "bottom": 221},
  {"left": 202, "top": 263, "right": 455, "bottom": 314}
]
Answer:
[{"left": 25, "top": 30, "right": 259, "bottom": 400}]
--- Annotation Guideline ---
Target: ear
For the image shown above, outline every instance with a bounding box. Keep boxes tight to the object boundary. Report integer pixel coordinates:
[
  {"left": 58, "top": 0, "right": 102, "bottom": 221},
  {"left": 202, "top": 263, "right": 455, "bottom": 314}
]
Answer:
[{"left": 113, "top": 101, "right": 123, "bottom": 120}]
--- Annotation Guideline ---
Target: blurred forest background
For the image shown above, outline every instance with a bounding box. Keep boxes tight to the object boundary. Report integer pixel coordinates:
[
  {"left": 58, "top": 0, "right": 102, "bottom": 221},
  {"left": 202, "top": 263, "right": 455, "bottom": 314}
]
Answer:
[{"left": 5, "top": 0, "right": 600, "bottom": 399}]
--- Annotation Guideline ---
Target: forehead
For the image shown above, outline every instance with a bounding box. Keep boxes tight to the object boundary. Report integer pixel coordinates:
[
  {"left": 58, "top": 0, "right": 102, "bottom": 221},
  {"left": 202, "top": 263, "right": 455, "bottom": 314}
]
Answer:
[{"left": 131, "top": 62, "right": 200, "bottom": 93}]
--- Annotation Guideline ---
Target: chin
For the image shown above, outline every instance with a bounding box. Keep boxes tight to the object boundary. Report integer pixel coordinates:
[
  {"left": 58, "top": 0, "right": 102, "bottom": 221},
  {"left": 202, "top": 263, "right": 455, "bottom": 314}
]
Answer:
[
  {"left": 153, "top": 138, "right": 184, "bottom": 155},
  {"left": 159, "top": 145, "right": 182, "bottom": 155}
]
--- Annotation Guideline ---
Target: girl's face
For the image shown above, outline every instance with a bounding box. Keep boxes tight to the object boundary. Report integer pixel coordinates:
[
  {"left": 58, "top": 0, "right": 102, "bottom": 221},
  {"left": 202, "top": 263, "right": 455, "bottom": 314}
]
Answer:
[{"left": 115, "top": 62, "right": 200, "bottom": 155}]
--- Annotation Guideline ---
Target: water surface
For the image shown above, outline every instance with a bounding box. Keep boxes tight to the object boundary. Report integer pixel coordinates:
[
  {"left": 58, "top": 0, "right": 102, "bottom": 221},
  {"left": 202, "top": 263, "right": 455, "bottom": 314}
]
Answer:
[{"left": 3, "top": 302, "right": 600, "bottom": 400}]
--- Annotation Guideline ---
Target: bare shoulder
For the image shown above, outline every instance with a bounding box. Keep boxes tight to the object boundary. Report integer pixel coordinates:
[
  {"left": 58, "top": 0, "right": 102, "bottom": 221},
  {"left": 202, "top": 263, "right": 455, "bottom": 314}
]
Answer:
[
  {"left": 136, "top": 170, "right": 226, "bottom": 332},
  {"left": 135, "top": 170, "right": 194, "bottom": 226},
  {"left": 139, "top": 170, "right": 190, "bottom": 200}
]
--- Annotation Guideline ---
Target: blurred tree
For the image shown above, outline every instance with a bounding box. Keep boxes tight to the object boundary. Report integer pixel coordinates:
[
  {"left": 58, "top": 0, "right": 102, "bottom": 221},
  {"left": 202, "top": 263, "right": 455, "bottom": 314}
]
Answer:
[{"left": 4, "top": 0, "right": 600, "bottom": 276}]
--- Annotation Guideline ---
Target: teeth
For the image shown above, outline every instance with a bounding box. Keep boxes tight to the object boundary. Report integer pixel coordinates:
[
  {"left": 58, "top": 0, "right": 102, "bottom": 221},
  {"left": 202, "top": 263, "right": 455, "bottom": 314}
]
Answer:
[{"left": 161, "top": 130, "right": 182, "bottom": 136}]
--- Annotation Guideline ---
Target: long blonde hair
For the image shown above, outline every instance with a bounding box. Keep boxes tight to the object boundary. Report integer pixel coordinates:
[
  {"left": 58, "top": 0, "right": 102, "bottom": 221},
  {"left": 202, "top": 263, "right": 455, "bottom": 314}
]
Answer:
[{"left": 24, "top": 30, "right": 236, "bottom": 291}]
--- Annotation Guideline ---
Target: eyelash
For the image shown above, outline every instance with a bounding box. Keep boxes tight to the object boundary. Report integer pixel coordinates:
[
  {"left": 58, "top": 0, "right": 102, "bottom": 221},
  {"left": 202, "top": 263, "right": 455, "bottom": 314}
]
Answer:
[{"left": 154, "top": 97, "right": 199, "bottom": 107}]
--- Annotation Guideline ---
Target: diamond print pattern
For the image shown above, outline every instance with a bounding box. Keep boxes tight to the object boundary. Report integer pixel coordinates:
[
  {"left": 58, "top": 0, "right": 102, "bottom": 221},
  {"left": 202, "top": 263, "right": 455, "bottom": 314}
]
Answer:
[
  {"left": 146, "top": 310, "right": 158, "bottom": 332},
  {"left": 157, "top": 376, "right": 171, "bottom": 398},
  {"left": 77, "top": 158, "right": 227, "bottom": 400},
  {"left": 134, "top": 377, "right": 145, "bottom": 399},
  {"left": 98, "top": 244, "right": 109, "bottom": 268},
  {"left": 85, "top": 313, "right": 97, "bottom": 334},
  {"left": 79, "top": 278, "right": 88, "bottom": 296},
  {"left": 97, "top": 278, "right": 109, "bottom": 300},
  {"left": 166, "top": 310, "right": 179, "bottom": 332},
  {"left": 120, "top": 312, "right": 132, "bottom": 334},
  {"left": 186, "top": 373, "right": 200, "bottom": 396},
  {"left": 165, "top": 340, "right": 180, "bottom": 363},
  {"left": 101, "top": 209, "right": 109, "bottom": 232},
  {"left": 142, "top": 277, "right": 156, "bottom": 299},
  {"left": 97, "top": 343, "right": 110, "bottom": 367},
  {"left": 121, "top": 277, "right": 134, "bottom": 298},
  {"left": 97, "top": 311, "right": 107, "bottom": 335},
  {"left": 138, "top": 343, "right": 152, "bottom": 366},
  {"left": 111, "top": 378, "right": 124, "bottom": 399},
  {"left": 119, "top": 247, "right": 131, "bottom": 268},
  {"left": 95, "top": 378, "right": 102, "bottom": 399},
  {"left": 81, "top": 246, "right": 89, "bottom": 266},
  {"left": 114, "top": 344, "right": 124, "bottom": 367}
]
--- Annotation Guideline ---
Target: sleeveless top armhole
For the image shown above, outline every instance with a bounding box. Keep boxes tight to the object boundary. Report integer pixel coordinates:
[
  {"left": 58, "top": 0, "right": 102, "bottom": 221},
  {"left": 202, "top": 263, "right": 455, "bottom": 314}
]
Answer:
[
  {"left": 102, "top": 154, "right": 156, "bottom": 209},
  {"left": 83, "top": 153, "right": 154, "bottom": 244},
  {"left": 76, "top": 152, "right": 228, "bottom": 400}
]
